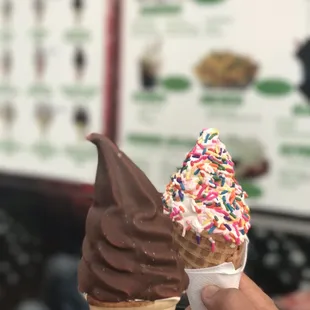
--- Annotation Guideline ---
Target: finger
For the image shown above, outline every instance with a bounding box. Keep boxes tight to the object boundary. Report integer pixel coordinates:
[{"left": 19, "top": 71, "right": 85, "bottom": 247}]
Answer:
[
  {"left": 185, "top": 307, "right": 191, "bottom": 310},
  {"left": 277, "top": 291, "right": 310, "bottom": 310},
  {"left": 290, "top": 305, "right": 310, "bottom": 310},
  {"left": 201, "top": 285, "right": 256, "bottom": 310},
  {"left": 239, "top": 274, "right": 278, "bottom": 310},
  {"left": 289, "top": 291, "right": 310, "bottom": 304}
]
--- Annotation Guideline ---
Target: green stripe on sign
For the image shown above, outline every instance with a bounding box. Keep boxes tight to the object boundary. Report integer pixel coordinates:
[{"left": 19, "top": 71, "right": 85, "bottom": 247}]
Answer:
[
  {"left": 255, "top": 79, "right": 293, "bottom": 96},
  {"left": 140, "top": 5, "right": 181, "bottom": 15},
  {"left": 127, "top": 134, "right": 163, "bottom": 145},
  {"left": 195, "top": 0, "right": 225, "bottom": 3},
  {"left": 292, "top": 104, "right": 310, "bottom": 116},
  {"left": 161, "top": 76, "right": 191, "bottom": 92}
]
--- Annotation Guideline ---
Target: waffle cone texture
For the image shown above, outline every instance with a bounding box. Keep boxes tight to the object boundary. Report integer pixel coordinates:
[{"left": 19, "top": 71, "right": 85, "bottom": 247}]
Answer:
[
  {"left": 87, "top": 295, "right": 179, "bottom": 310},
  {"left": 173, "top": 223, "right": 245, "bottom": 269}
]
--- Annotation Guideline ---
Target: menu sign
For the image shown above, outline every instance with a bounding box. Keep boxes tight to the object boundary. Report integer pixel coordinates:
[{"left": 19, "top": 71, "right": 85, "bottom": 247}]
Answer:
[
  {"left": 118, "top": 0, "right": 310, "bottom": 215},
  {"left": 0, "top": 0, "right": 111, "bottom": 183}
]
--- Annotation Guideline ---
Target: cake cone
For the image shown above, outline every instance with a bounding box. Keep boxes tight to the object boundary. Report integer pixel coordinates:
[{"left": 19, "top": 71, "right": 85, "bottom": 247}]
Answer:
[
  {"left": 86, "top": 292, "right": 180, "bottom": 310},
  {"left": 173, "top": 222, "right": 245, "bottom": 270}
]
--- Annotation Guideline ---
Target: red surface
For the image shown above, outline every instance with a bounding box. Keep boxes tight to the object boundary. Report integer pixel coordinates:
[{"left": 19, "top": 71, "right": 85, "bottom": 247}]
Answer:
[{"left": 103, "top": 0, "right": 119, "bottom": 140}]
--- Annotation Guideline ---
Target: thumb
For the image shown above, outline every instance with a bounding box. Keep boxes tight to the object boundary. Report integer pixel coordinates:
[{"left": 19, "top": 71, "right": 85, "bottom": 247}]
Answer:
[{"left": 201, "top": 285, "right": 256, "bottom": 310}]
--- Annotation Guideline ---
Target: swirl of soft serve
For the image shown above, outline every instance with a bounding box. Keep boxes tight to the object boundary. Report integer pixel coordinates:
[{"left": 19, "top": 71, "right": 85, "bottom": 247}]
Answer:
[{"left": 162, "top": 128, "right": 251, "bottom": 245}]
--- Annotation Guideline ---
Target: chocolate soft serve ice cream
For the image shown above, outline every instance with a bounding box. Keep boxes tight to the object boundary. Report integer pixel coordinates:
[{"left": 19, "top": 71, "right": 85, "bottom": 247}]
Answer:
[{"left": 78, "top": 134, "right": 188, "bottom": 308}]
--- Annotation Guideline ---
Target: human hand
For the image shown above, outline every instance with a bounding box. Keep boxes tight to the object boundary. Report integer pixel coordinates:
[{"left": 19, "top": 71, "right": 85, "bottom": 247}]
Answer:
[
  {"left": 186, "top": 273, "right": 278, "bottom": 310},
  {"left": 276, "top": 290, "right": 310, "bottom": 310}
]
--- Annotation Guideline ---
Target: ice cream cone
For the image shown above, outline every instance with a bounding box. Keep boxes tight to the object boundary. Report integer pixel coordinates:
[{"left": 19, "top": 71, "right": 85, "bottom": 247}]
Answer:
[
  {"left": 163, "top": 128, "right": 250, "bottom": 272},
  {"left": 74, "top": 11, "right": 82, "bottom": 24},
  {"left": 75, "top": 122, "right": 87, "bottom": 140},
  {"left": 173, "top": 222, "right": 245, "bottom": 270},
  {"left": 87, "top": 295, "right": 180, "bottom": 310},
  {"left": 163, "top": 129, "right": 250, "bottom": 310},
  {"left": 75, "top": 68, "right": 84, "bottom": 81},
  {"left": 37, "top": 119, "right": 49, "bottom": 134},
  {"left": 78, "top": 135, "right": 188, "bottom": 309},
  {"left": 35, "top": 104, "right": 53, "bottom": 136}
]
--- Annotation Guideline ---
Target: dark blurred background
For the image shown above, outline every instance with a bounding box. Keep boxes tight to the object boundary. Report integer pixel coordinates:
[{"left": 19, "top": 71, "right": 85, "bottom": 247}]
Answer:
[{"left": 1, "top": 1, "right": 310, "bottom": 310}]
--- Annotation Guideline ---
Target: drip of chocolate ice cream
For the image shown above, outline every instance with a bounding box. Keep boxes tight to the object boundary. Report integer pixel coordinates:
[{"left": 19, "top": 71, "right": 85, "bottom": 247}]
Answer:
[{"left": 78, "top": 134, "right": 188, "bottom": 303}]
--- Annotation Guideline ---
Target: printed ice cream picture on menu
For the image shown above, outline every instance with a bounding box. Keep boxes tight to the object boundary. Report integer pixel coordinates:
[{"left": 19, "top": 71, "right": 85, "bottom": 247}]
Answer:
[
  {"left": 139, "top": 41, "right": 162, "bottom": 91},
  {"left": 163, "top": 128, "right": 251, "bottom": 310},
  {"left": 78, "top": 133, "right": 188, "bottom": 310},
  {"left": 1, "top": 49, "right": 13, "bottom": 79},
  {"left": 296, "top": 38, "right": 310, "bottom": 102},
  {"left": 34, "top": 47, "right": 46, "bottom": 80},
  {"left": 0, "top": 102, "right": 16, "bottom": 133},
  {"left": 73, "top": 47, "right": 87, "bottom": 81},
  {"left": 35, "top": 103, "right": 54, "bottom": 136},
  {"left": 72, "top": 0, "right": 84, "bottom": 24},
  {"left": 33, "top": 0, "right": 45, "bottom": 23},
  {"left": 225, "top": 136, "right": 269, "bottom": 181},
  {"left": 1, "top": 0, "right": 13, "bottom": 24},
  {"left": 194, "top": 51, "right": 258, "bottom": 89},
  {"left": 73, "top": 106, "right": 89, "bottom": 140}
]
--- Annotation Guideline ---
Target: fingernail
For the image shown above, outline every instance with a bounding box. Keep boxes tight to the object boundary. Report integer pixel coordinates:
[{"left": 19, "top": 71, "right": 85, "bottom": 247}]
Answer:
[{"left": 202, "top": 285, "right": 220, "bottom": 300}]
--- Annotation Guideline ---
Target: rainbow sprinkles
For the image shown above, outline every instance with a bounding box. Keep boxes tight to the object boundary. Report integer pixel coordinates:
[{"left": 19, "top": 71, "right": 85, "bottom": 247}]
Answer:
[{"left": 162, "top": 128, "right": 251, "bottom": 249}]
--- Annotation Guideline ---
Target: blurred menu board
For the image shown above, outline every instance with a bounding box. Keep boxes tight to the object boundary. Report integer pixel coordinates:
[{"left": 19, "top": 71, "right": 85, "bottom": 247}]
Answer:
[
  {"left": 0, "top": 0, "right": 111, "bottom": 183},
  {"left": 118, "top": 0, "right": 310, "bottom": 216}
]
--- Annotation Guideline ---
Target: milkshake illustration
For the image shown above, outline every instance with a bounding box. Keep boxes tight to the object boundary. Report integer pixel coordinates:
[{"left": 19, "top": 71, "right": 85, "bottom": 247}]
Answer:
[
  {"left": 1, "top": 0, "right": 12, "bottom": 24},
  {"left": 73, "top": 106, "right": 89, "bottom": 140},
  {"left": 72, "top": 0, "right": 84, "bottom": 24},
  {"left": 73, "top": 47, "right": 86, "bottom": 81},
  {"left": 139, "top": 40, "right": 162, "bottom": 90},
  {"left": 34, "top": 47, "right": 46, "bottom": 80},
  {"left": 1, "top": 50, "right": 12, "bottom": 79},
  {"left": 35, "top": 103, "right": 53, "bottom": 136},
  {"left": 0, "top": 102, "right": 16, "bottom": 133},
  {"left": 33, "top": 0, "right": 45, "bottom": 24}
]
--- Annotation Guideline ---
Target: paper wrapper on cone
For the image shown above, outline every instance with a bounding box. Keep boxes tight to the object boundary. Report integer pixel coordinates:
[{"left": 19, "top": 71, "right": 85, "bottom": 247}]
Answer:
[
  {"left": 86, "top": 295, "right": 180, "bottom": 310},
  {"left": 172, "top": 222, "right": 248, "bottom": 310},
  {"left": 185, "top": 242, "right": 248, "bottom": 310}
]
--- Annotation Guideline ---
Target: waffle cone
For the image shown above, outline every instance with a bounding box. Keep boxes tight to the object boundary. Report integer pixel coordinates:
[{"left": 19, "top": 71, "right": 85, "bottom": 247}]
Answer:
[
  {"left": 173, "top": 222, "right": 245, "bottom": 270},
  {"left": 86, "top": 295, "right": 179, "bottom": 310}
]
